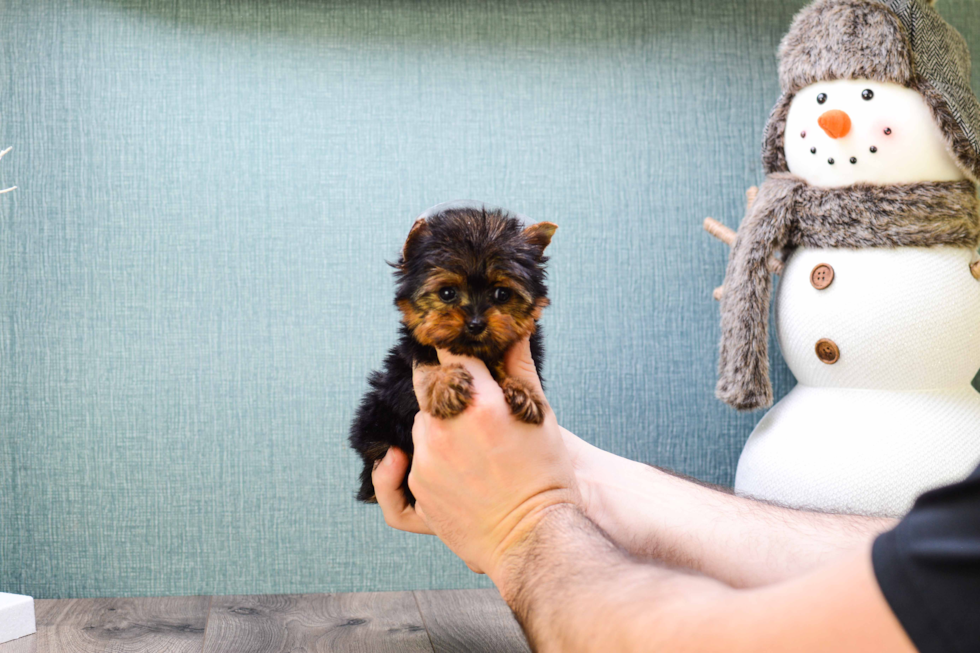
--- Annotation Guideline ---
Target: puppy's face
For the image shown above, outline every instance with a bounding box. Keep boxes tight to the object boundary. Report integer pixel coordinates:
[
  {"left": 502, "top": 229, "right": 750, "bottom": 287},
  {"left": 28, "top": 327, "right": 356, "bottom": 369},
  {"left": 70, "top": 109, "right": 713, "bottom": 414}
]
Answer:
[
  {"left": 394, "top": 208, "right": 556, "bottom": 359},
  {"left": 402, "top": 263, "right": 544, "bottom": 359}
]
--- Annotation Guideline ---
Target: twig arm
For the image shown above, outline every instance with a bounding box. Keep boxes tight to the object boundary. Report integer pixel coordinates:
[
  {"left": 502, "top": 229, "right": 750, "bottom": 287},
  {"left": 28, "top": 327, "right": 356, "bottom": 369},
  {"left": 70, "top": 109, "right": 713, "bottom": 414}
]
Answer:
[
  {"left": 704, "top": 217, "right": 736, "bottom": 246},
  {"left": 706, "top": 186, "right": 783, "bottom": 301}
]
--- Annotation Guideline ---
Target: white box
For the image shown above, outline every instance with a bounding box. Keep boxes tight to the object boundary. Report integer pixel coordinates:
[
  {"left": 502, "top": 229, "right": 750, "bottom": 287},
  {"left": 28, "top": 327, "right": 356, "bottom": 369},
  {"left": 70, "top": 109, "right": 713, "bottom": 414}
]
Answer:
[{"left": 0, "top": 594, "right": 35, "bottom": 644}]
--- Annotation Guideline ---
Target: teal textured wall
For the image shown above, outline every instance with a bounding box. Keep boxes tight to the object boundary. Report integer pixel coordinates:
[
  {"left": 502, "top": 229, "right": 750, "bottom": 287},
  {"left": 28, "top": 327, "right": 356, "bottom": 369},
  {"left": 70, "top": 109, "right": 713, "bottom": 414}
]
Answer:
[{"left": 1, "top": 0, "right": 978, "bottom": 599}]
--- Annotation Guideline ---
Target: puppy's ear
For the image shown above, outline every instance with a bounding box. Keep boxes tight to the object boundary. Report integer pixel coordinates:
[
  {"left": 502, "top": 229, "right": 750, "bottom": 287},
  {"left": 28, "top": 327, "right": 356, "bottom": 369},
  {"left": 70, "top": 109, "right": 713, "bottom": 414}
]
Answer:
[
  {"left": 523, "top": 222, "right": 557, "bottom": 256},
  {"left": 402, "top": 218, "right": 429, "bottom": 262}
]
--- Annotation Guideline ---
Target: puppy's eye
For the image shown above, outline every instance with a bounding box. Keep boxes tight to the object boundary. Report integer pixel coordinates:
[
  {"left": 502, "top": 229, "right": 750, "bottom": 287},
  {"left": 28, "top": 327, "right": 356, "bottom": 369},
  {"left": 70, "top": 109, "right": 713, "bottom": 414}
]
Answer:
[
  {"left": 861, "top": 89, "right": 874, "bottom": 101},
  {"left": 816, "top": 93, "right": 827, "bottom": 104},
  {"left": 438, "top": 287, "right": 457, "bottom": 302},
  {"left": 492, "top": 287, "right": 512, "bottom": 303}
]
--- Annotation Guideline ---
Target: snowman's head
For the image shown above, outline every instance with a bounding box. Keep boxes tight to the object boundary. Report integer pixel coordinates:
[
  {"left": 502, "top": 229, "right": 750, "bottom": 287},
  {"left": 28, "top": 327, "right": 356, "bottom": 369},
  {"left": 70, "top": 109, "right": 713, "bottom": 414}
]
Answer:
[
  {"left": 784, "top": 79, "right": 966, "bottom": 188},
  {"left": 762, "top": 0, "right": 980, "bottom": 185}
]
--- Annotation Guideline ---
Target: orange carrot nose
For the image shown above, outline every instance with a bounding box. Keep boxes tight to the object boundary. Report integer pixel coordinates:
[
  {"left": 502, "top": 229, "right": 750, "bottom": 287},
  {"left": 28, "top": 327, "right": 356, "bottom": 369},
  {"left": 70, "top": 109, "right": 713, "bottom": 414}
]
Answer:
[{"left": 817, "top": 109, "right": 852, "bottom": 139}]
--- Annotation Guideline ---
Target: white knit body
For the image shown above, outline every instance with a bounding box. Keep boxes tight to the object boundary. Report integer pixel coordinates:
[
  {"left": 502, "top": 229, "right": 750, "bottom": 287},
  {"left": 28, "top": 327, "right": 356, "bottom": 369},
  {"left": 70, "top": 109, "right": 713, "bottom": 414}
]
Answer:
[{"left": 734, "top": 245, "right": 980, "bottom": 517}]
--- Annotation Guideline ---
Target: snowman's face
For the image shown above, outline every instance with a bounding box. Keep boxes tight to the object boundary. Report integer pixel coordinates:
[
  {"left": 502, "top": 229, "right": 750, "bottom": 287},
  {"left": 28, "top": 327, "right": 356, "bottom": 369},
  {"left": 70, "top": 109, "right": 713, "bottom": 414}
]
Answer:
[{"left": 784, "top": 79, "right": 965, "bottom": 187}]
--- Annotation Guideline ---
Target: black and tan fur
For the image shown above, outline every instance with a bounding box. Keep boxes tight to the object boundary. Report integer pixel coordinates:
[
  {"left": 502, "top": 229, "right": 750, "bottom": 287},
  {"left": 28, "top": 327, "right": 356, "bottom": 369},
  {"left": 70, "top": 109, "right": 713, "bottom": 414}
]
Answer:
[{"left": 349, "top": 206, "right": 557, "bottom": 503}]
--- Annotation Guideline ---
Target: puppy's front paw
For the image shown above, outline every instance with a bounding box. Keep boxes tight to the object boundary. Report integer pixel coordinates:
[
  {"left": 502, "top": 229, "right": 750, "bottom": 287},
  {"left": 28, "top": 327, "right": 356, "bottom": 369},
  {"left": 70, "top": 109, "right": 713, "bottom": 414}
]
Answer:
[
  {"left": 501, "top": 377, "right": 547, "bottom": 425},
  {"left": 422, "top": 363, "right": 474, "bottom": 419}
]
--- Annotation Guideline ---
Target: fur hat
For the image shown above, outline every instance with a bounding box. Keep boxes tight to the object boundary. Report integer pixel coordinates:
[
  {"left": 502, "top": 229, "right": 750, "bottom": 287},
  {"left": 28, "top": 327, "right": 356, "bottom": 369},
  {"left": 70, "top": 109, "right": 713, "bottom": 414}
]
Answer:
[{"left": 762, "top": 0, "right": 980, "bottom": 182}]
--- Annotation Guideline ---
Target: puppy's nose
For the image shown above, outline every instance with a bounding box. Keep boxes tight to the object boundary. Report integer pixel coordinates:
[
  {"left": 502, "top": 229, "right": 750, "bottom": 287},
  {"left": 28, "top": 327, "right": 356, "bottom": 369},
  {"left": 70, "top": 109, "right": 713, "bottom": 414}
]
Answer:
[
  {"left": 818, "top": 109, "right": 851, "bottom": 139},
  {"left": 466, "top": 318, "right": 487, "bottom": 335}
]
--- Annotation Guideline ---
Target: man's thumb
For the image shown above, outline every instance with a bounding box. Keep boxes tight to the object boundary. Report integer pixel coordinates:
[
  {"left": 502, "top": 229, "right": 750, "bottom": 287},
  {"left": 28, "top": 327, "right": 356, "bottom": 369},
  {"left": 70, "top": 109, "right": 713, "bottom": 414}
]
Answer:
[{"left": 503, "top": 336, "right": 545, "bottom": 399}]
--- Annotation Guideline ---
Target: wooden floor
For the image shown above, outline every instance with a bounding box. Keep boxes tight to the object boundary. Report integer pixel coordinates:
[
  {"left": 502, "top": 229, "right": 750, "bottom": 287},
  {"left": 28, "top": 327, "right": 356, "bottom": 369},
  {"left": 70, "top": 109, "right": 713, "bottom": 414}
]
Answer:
[{"left": 1, "top": 589, "right": 530, "bottom": 653}]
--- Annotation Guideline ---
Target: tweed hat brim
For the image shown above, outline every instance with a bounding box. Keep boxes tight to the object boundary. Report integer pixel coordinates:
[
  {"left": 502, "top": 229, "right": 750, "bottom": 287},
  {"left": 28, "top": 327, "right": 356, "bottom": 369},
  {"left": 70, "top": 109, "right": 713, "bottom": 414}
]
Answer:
[{"left": 762, "top": 0, "right": 980, "bottom": 183}]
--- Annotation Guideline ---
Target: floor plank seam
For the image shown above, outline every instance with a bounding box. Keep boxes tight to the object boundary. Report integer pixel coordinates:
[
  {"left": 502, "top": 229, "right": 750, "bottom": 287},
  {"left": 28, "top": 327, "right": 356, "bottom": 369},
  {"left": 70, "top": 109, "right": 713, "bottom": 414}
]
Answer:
[
  {"left": 198, "top": 595, "right": 215, "bottom": 653},
  {"left": 412, "top": 590, "right": 438, "bottom": 653}
]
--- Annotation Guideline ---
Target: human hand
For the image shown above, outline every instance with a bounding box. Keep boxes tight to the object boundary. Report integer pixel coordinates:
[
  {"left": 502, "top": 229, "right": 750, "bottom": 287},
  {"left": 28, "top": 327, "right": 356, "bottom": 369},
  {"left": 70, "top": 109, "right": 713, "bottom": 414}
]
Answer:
[
  {"left": 371, "top": 425, "right": 609, "bottom": 542},
  {"left": 371, "top": 445, "right": 434, "bottom": 535},
  {"left": 371, "top": 339, "right": 617, "bottom": 540},
  {"left": 404, "top": 337, "right": 580, "bottom": 587},
  {"left": 370, "top": 339, "right": 548, "bottom": 539}
]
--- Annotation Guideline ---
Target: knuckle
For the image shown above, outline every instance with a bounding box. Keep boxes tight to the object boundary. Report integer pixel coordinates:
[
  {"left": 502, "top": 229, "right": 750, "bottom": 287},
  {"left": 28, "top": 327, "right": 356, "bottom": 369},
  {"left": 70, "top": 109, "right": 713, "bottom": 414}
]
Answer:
[
  {"left": 370, "top": 464, "right": 388, "bottom": 486},
  {"left": 514, "top": 359, "right": 537, "bottom": 378},
  {"left": 412, "top": 412, "right": 430, "bottom": 442},
  {"left": 425, "top": 422, "right": 450, "bottom": 447},
  {"left": 471, "top": 397, "right": 506, "bottom": 423}
]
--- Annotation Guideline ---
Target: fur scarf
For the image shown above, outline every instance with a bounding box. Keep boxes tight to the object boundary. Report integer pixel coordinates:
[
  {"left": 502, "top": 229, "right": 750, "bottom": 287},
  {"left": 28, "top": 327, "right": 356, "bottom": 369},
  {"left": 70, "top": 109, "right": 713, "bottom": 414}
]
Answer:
[{"left": 717, "top": 174, "right": 980, "bottom": 411}]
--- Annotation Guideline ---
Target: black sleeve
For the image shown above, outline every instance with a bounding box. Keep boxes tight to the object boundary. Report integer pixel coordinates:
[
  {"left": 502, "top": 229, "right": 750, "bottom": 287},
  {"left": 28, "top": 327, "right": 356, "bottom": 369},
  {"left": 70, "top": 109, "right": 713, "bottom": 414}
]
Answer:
[{"left": 872, "top": 464, "right": 980, "bottom": 653}]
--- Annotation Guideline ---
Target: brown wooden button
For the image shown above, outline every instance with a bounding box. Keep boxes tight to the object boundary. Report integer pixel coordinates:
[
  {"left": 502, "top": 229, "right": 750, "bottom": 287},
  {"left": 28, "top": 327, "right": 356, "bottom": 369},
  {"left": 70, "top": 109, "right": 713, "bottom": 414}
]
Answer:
[
  {"left": 815, "top": 338, "right": 840, "bottom": 364},
  {"left": 810, "top": 263, "right": 835, "bottom": 289}
]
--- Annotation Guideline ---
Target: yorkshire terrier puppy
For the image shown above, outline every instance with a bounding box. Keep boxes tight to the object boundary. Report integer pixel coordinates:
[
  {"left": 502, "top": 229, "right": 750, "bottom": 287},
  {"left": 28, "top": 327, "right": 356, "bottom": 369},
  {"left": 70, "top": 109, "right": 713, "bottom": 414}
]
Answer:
[{"left": 349, "top": 205, "right": 557, "bottom": 504}]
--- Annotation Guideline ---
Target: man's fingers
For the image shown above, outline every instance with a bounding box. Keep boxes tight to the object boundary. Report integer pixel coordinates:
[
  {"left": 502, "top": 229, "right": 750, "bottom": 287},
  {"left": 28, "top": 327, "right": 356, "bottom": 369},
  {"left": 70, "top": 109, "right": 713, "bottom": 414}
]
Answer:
[
  {"left": 372, "top": 447, "right": 433, "bottom": 535},
  {"left": 503, "top": 336, "right": 547, "bottom": 402},
  {"left": 435, "top": 349, "right": 503, "bottom": 404},
  {"left": 436, "top": 348, "right": 495, "bottom": 385},
  {"left": 412, "top": 363, "right": 432, "bottom": 413}
]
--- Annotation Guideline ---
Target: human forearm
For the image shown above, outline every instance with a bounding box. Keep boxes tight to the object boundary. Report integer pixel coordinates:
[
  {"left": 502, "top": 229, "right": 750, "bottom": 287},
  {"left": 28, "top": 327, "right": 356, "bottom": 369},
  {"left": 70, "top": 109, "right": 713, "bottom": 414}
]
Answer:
[
  {"left": 569, "top": 433, "right": 897, "bottom": 587},
  {"left": 497, "top": 503, "right": 734, "bottom": 653},
  {"left": 401, "top": 348, "right": 913, "bottom": 653},
  {"left": 496, "top": 504, "right": 914, "bottom": 653}
]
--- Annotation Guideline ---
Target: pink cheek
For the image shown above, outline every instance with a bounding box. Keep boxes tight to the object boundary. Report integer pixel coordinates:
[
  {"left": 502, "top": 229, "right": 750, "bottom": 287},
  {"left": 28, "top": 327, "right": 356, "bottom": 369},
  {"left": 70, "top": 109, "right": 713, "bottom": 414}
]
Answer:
[{"left": 871, "top": 118, "right": 896, "bottom": 139}]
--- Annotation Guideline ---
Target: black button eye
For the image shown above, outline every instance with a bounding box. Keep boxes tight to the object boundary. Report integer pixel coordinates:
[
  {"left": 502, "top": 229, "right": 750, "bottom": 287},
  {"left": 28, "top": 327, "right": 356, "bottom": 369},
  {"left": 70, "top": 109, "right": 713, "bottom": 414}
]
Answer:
[
  {"left": 817, "top": 93, "right": 827, "bottom": 104},
  {"left": 492, "top": 287, "right": 512, "bottom": 303},
  {"left": 438, "top": 287, "right": 457, "bottom": 302},
  {"left": 862, "top": 89, "right": 874, "bottom": 100}
]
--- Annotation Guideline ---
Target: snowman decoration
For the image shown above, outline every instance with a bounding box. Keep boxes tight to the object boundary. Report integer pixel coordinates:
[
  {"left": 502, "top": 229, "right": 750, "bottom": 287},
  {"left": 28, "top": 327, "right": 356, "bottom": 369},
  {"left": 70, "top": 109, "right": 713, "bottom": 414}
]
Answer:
[{"left": 707, "top": 0, "right": 980, "bottom": 517}]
